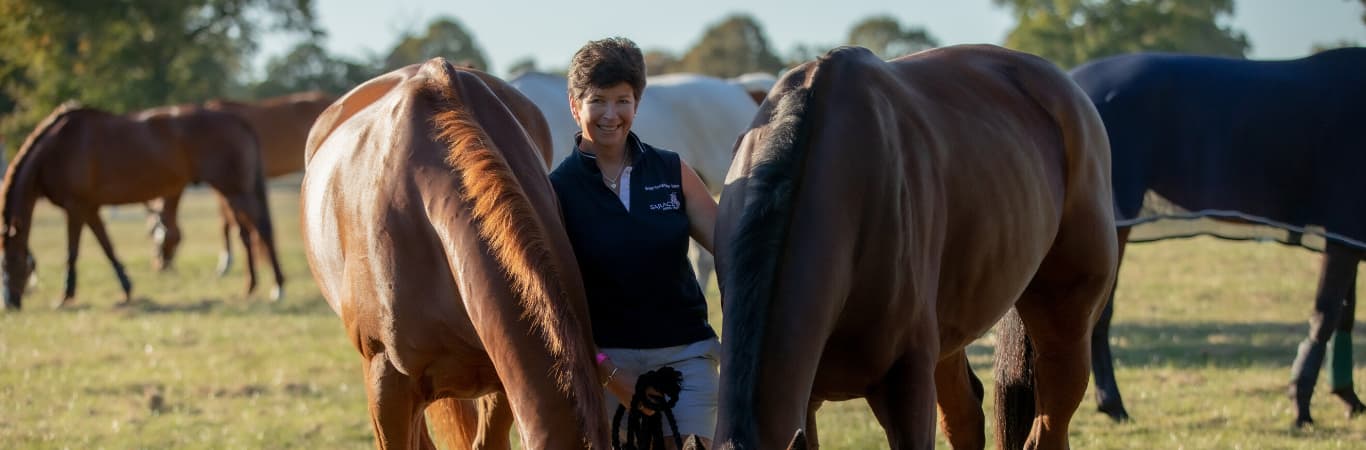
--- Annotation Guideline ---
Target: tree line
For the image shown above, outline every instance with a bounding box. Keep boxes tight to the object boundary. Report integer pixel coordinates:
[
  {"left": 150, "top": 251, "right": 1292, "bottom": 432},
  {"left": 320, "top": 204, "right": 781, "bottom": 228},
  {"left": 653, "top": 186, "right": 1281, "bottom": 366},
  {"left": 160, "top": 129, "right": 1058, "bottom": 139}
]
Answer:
[{"left": 2, "top": 0, "right": 1358, "bottom": 155}]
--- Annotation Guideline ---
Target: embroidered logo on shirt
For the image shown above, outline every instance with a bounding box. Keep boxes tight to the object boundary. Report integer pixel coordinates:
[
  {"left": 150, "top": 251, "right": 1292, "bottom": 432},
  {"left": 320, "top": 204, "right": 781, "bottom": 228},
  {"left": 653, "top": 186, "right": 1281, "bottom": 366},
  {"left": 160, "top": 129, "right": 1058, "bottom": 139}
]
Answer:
[
  {"left": 650, "top": 192, "right": 682, "bottom": 211},
  {"left": 644, "top": 183, "right": 680, "bottom": 191}
]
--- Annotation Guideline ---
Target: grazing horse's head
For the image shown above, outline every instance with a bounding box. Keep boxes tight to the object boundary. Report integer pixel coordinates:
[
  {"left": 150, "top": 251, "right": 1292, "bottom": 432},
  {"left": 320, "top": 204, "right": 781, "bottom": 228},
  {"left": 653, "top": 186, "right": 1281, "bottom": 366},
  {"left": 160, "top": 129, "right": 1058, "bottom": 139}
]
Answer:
[
  {"left": 0, "top": 236, "right": 35, "bottom": 310},
  {"left": 0, "top": 103, "right": 78, "bottom": 310}
]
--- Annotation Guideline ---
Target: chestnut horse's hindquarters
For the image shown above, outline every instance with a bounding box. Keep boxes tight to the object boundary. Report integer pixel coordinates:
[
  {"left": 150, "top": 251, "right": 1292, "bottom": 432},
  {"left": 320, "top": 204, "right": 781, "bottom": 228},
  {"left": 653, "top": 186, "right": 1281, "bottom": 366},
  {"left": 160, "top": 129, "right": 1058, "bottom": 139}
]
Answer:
[{"left": 299, "top": 58, "right": 607, "bottom": 449}]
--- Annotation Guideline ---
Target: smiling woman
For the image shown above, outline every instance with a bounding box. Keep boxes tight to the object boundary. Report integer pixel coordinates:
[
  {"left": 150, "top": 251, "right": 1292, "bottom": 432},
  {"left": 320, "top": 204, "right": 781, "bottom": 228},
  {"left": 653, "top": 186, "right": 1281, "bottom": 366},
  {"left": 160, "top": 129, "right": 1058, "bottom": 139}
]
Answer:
[{"left": 548, "top": 36, "right": 721, "bottom": 448}]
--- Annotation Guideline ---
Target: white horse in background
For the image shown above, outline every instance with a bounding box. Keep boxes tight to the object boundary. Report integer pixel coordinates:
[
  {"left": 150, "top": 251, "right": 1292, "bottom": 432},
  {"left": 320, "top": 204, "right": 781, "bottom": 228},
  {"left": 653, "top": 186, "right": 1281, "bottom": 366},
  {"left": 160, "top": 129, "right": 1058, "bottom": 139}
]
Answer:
[
  {"left": 727, "top": 72, "right": 778, "bottom": 104},
  {"left": 509, "top": 71, "right": 759, "bottom": 291}
]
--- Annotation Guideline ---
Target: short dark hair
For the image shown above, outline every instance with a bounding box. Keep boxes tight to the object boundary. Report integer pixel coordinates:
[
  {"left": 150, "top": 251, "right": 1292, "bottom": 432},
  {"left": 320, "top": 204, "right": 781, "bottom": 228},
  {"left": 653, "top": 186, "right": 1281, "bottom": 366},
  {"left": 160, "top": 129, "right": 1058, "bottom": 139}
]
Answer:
[{"left": 567, "top": 37, "right": 646, "bottom": 101}]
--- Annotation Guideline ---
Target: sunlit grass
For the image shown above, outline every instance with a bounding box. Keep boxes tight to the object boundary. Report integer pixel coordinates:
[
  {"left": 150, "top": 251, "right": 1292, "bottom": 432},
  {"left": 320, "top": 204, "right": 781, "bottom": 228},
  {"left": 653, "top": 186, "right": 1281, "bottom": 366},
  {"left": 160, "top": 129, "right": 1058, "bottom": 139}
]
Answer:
[{"left": 1, "top": 184, "right": 1364, "bottom": 448}]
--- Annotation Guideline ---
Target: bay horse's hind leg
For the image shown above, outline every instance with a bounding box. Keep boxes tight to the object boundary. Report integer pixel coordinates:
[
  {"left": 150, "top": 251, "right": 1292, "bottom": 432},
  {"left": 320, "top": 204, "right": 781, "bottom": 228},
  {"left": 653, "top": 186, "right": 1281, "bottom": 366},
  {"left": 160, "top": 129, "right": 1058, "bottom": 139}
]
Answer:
[
  {"left": 221, "top": 196, "right": 260, "bottom": 298},
  {"left": 84, "top": 208, "right": 134, "bottom": 304},
  {"left": 150, "top": 192, "right": 184, "bottom": 272},
  {"left": 222, "top": 189, "right": 285, "bottom": 301},
  {"left": 362, "top": 351, "right": 430, "bottom": 449},
  {"left": 864, "top": 326, "right": 939, "bottom": 449},
  {"left": 214, "top": 196, "right": 236, "bottom": 277},
  {"left": 1330, "top": 283, "right": 1366, "bottom": 418},
  {"left": 1012, "top": 211, "right": 1117, "bottom": 449},
  {"left": 1289, "top": 243, "right": 1360, "bottom": 427},
  {"left": 934, "top": 350, "right": 985, "bottom": 449},
  {"left": 1090, "top": 227, "right": 1132, "bottom": 422}
]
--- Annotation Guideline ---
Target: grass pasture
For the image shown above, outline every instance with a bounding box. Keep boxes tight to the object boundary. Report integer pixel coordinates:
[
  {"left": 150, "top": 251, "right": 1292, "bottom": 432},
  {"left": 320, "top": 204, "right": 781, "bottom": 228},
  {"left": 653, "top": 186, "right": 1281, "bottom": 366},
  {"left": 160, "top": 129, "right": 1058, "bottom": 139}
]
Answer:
[{"left": 1, "top": 184, "right": 1364, "bottom": 448}]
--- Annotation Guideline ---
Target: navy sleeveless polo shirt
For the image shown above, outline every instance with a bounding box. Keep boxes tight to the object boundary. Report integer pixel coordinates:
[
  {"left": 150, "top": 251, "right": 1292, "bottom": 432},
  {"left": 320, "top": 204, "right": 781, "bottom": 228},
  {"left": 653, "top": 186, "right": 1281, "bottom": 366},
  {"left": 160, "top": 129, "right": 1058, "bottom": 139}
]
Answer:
[{"left": 549, "top": 132, "right": 715, "bottom": 349}]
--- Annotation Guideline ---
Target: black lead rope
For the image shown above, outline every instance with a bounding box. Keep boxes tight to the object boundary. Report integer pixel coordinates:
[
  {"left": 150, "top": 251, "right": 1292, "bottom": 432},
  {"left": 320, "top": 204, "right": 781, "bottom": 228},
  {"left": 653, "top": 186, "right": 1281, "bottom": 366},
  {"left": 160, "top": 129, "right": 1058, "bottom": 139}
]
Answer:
[{"left": 611, "top": 366, "right": 685, "bottom": 450}]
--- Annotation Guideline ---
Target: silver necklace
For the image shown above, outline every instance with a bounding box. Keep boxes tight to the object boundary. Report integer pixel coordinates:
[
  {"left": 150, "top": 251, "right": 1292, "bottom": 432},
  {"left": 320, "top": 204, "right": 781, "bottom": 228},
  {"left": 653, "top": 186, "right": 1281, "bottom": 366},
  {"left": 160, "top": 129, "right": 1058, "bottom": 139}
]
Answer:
[{"left": 602, "top": 157, "right": 629, "bottom": 191}]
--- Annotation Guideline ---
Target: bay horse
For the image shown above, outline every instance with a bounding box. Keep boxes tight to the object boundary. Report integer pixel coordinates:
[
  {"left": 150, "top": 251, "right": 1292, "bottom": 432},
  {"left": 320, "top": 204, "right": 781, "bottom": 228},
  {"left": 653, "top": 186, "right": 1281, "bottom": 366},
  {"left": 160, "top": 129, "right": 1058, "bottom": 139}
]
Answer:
[
  {"left": 149, "top": 91, "right": 335, "bottom": 276},
  {"left": 1071, "top": 48, "right": 1366, "bottom": 427},
  {"left": 713, "top": 45, "right": 1117, "bottom": 449},
  {"left": 300, "top": 57, "right": 608, "bottom": 448},
  {"left": 1, "top": 102, "right": 283, "bottom": 310}
]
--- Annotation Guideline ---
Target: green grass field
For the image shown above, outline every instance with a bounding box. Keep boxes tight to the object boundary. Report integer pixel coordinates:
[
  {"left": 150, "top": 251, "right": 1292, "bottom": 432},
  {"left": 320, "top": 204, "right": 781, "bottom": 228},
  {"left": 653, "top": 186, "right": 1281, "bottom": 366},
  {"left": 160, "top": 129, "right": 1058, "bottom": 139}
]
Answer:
[{"left": 1, "top": 185, "right": 1363, "bottom": 448}]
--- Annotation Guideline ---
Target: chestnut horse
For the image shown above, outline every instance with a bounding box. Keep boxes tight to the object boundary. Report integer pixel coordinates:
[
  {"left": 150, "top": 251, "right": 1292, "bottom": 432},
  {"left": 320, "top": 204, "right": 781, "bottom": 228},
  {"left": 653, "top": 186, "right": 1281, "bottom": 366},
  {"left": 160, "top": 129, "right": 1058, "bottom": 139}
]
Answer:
[
  {"left": 1, "top": 102, "right": 283, "bottom": 310},
  {"left": 149, "top": 91, "right": 335, "bottom": 275},
  {"left": 301, "top": 58, "right": 607, "bottom": 449},
  {"left": 713, "top": 46, "right": 1117, "bottom": 449}
]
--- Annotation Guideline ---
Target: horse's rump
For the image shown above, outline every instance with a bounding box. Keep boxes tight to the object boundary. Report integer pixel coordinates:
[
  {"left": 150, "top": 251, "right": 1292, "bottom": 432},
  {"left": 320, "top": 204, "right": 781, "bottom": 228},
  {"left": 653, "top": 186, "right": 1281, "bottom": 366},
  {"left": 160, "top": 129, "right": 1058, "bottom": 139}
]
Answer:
[
  {"left": 205, "top": 91, "right": 335, "bottom": 177},
  {"left": 715, "top": 45, "right": 1114, "bottom": 448}
]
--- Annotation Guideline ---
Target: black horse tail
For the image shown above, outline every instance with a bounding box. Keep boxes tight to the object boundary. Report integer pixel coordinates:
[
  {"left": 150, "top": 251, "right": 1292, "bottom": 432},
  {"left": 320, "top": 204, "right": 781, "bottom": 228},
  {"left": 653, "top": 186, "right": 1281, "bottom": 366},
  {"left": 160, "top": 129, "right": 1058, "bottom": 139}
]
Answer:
[{"left": 993, "top": 307, "right": 1036, "bottom": 449}]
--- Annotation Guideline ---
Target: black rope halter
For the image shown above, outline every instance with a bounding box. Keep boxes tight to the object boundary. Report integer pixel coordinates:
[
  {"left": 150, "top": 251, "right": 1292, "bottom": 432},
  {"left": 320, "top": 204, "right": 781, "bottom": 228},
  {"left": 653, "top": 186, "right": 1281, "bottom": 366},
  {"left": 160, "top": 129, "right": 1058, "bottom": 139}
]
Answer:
[{"left": 612, "top": 366, "right": 684, "bottom": 450}]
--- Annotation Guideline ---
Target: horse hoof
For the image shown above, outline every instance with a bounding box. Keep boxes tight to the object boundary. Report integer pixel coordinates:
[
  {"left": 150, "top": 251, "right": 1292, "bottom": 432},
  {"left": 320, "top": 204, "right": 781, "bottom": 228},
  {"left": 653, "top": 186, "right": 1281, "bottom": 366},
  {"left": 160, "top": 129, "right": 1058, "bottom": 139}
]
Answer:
[
  {"left": 1330, "top": 388, "right": 1366, "bottom": 418},
  {"left": 269, "top": 286, "right": 283, "bottom": 302},
  {"left": 1293, "top": 416, "right": 1314, "bottom": 429},
  {"left": 1098, "top": 402, "right": 1132, "bottom": 422},
  {"left": 216, "top": 253, "right": 232, "bottom": 277},
  {"left": 53, "top": 297, "right": 76, "bottom": 310}
]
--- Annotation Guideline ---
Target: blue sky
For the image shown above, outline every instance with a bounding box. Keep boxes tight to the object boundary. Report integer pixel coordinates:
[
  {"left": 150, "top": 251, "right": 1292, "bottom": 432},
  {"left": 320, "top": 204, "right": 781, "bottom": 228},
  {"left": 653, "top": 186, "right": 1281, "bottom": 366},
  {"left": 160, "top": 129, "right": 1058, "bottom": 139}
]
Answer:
[{"left": 256, "top": 0, "right": 1366, "bottom": 77}]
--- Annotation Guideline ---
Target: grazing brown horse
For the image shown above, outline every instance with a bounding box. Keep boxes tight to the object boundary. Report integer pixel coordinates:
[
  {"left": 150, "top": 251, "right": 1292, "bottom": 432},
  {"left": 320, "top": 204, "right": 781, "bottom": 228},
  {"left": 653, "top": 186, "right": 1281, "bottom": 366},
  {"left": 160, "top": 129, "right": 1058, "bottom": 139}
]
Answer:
[
  {"left": 149, "top": 91, "right": 335, "bottom": 275},
  {"left": 712, "top": 45, "right": 1117, "bottom": 449},
  {"left": 301, "top": 57, "right": 607, "bottom": 449},
  {"left": 1, "top": 102, "right": 283, "bottom": 310}
]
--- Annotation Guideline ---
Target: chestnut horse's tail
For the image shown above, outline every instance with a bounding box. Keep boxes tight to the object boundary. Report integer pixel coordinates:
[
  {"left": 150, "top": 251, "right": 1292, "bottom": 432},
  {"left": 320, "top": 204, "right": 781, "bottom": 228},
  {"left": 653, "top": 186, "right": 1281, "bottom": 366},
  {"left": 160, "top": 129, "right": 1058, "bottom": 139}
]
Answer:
[
  {"left": 420, "top": 59, "right": 605, "bottom": 446},
  {"left": 993, "top": 308, "right": 1036, "bottom": 450}
]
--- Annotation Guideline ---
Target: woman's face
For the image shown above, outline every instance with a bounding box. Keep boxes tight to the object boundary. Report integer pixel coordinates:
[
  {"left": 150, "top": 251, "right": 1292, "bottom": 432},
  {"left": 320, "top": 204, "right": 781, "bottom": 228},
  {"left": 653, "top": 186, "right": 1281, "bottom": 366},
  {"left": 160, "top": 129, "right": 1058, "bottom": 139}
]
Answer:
[{"left": 570, "top": 82, "right": 637, "bottom": 152}]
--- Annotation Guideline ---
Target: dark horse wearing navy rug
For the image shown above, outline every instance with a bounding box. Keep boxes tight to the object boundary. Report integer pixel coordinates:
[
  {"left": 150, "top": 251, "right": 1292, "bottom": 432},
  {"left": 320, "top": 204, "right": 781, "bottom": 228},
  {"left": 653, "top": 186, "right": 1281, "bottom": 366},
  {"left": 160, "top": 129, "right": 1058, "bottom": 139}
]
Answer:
[
  {"left": 1072, "top": 48, "right": 1366, "bottom": 427},
  {"left": 714, "top": 45, "right": 1117, "bottom": 449}
]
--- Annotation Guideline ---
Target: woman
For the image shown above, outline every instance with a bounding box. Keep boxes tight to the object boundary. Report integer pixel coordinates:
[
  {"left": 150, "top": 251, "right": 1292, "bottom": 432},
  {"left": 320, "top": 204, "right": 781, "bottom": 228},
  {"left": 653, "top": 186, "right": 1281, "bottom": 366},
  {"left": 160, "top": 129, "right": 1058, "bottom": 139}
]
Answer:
[{"left": 548, "top": 37, "right": 720, "bottom": 447}]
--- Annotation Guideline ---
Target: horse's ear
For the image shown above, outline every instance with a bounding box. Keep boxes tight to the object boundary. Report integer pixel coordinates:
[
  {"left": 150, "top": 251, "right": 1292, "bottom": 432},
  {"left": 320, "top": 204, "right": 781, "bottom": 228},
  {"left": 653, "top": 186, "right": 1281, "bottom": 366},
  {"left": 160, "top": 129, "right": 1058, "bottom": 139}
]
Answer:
[
  {"left": 785, "top": 429, "right": 807, "bottom": 450},
  {"left": 682, "top": 434, "right": 706, "bottom": 450}
]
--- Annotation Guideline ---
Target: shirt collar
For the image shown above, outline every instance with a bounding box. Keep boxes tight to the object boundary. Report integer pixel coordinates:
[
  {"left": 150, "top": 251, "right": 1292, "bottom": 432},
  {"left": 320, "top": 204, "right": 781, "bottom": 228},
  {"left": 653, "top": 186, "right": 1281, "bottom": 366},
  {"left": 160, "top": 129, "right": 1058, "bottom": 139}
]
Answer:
[{"left": 574, "top": 131, "right": 645, "bottom": 174}]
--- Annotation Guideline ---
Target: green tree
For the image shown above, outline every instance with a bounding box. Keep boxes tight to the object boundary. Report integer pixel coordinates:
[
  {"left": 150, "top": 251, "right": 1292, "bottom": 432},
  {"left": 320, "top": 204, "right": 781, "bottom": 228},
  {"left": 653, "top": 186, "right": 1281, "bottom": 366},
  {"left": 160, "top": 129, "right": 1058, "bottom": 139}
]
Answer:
[
  {"left": 678, "top": 14, "right": 786, "bottom": 77},
  {"left": 249, "top": 40, "right": 379, "bottom": 98},
  {"left": 643, "top": 49, "right": 681, "bottom": 75},
  {"left": 846, "top": 15, "right": 940, "bottom": 59},
  {"left": 505, "top": 56, "right": 538, "bottom": 78},
  {"left": 786, "top": 42, "right": 837, "bottom": 67},
  {"left": 0, "top": 0, "right": 317, "bottom": 154},
  {"left": 382, "top": 17, "right": 489, "bottom": 72},
  {"left": 993, "top": 0, "right": 1249, "bottom": 68}
]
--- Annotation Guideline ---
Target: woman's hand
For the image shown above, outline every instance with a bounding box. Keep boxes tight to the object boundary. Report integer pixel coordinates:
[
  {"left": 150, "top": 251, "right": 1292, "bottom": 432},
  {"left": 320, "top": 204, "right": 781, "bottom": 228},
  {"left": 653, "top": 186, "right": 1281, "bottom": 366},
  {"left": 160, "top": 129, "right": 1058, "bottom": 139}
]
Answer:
[{"left": 599, "top": 358, "right": 658, "bottom": 415}]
